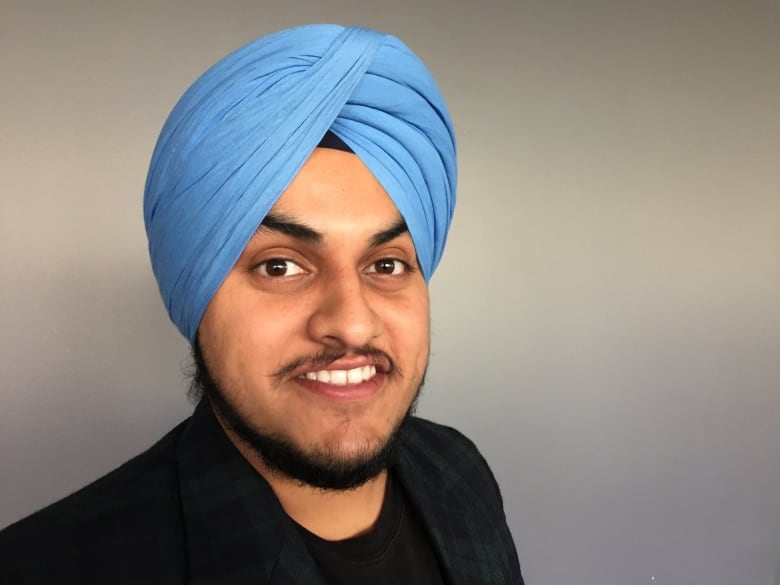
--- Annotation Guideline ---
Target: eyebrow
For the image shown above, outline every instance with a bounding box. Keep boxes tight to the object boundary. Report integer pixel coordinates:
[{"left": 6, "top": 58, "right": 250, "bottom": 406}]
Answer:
[
  {"left": 370, "top": 217, "right": 408, "bottom": 247},
  {"left": 259, "top": 212, "right": 323, "bottom": 246},
  {"left": 257, "top": 212, "right": 409, "bottom": 248}
]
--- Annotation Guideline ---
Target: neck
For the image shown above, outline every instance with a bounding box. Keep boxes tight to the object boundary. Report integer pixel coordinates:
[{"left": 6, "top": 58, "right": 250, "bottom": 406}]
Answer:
[
  {"left": 215, "top": 416, "right": 389, "bottom": 541},
  {"left": 268, "top": 467, "right": 389, "bottom": 541}
]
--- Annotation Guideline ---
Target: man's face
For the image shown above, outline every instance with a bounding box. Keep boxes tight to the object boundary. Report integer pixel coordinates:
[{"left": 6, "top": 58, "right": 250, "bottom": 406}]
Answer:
[{"left": 197, "top": 148, "right": 430, "bottom": 488}]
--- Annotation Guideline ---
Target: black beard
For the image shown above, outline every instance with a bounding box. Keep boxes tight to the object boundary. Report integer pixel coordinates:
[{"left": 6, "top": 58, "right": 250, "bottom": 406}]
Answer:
[{"left": 189, "top": 343, "right": 423, "bottom": 491}]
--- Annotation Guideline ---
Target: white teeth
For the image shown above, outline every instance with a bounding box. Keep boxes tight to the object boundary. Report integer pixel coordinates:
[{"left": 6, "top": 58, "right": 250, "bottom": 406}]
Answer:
[
  {"left": 302, "top": 365, "right": 378, "bottom": 385},
  {"left": 330, "top": 370, "right": 348, "bottom": 385},
  {"left": 347, "top": 368, "right": 363, "bottom": 384}
]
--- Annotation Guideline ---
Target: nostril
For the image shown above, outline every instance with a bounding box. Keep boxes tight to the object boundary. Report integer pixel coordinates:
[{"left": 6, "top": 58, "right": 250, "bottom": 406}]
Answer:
[{"left": 307, "top": 282, "right": 382, "bottom": 347}]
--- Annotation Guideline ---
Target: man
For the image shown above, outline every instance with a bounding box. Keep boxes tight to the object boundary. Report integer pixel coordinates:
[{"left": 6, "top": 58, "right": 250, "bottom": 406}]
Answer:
[{"left": 0, "top": 24, "right": 523, "bottom": 584}]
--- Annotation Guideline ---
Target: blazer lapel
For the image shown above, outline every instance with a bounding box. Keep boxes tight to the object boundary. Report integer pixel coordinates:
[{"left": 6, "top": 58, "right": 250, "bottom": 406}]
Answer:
[
  {"left": 266, "top": 522, "right": 328, "bottom": 585},
  {"left": 176, "top": 402, "right": 323, "bottom": 585}
]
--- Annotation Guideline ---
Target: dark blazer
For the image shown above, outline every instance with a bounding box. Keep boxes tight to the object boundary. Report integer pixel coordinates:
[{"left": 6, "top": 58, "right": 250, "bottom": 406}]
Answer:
[{"left": 0, "top": 403, "right": 523, "bottom": 584}]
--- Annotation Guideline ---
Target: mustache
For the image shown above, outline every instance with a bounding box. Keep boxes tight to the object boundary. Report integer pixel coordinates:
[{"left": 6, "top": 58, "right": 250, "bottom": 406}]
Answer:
[{"left": 273, "top": 345, "right": 397, "bottom": 379}]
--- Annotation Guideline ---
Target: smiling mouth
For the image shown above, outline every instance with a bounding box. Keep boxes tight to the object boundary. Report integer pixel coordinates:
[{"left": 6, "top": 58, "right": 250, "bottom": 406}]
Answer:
[{"left": 300, "top": 365, "right": 378, "bottom": 386}]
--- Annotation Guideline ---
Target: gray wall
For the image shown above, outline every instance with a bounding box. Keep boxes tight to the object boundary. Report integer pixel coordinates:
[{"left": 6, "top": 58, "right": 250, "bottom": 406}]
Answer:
[{"left": 2, "top": 1, "right": 778, "bottom": 583}]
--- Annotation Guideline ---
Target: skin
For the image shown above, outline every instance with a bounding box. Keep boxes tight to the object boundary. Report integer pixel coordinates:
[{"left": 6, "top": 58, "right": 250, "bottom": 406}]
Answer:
[{"left": 197, "top": 148, "right": 430, "bottom": 539}]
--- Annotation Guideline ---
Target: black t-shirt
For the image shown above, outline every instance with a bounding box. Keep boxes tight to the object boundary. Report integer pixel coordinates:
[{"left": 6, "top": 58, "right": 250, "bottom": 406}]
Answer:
[{"left": 297, "top": 474, "right": 447, "bottom": 585}]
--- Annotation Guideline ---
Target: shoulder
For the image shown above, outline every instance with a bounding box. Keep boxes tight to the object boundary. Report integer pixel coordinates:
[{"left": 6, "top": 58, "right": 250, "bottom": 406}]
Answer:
[
  {"left": 398, "top": 418, "right": 524, "bottom": 583},
  {"left": 0, "top": 420, "right": 190, "bottom": 584},
  {"left": 401, "top": 417, "right": 505, "bottom": 506}
]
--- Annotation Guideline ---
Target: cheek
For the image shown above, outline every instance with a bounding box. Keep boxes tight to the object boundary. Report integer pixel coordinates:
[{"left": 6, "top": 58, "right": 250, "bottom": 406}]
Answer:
[
  {"left": 199, "top": 287, "right": 302, "bottom": 380},
  {"left": 383, "top": 292, "right": 430, "bottom": 357},
  {"left": 229, "top": 300, "right": 311, "bottom": 372}
]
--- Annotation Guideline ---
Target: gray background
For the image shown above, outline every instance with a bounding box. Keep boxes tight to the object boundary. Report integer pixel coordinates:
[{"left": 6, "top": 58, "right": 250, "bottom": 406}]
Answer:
[{"left": 2, "top": 1, "right": 779, "bottom": 584}]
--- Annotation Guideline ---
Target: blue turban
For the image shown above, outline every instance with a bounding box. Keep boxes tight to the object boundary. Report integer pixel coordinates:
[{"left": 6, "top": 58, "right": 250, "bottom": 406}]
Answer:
[{"left": 144, "top": 25, "right": 457, "bottom": 344}]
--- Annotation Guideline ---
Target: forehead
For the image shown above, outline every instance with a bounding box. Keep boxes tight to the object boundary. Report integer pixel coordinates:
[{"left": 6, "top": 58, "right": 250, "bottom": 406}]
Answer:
[{"left": 268, "top": 148, "right": 403, "bottom": 228}]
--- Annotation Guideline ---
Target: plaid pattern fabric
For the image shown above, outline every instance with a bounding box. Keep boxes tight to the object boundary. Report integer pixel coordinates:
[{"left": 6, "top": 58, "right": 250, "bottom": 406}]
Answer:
[{"left": 0, "top": 403, "right": 523, "bottom": 584}]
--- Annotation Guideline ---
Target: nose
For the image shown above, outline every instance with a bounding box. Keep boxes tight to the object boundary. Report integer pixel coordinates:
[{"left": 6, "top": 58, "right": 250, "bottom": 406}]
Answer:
[{"left": 307, "top": 269, "right": 382, "bottom": 348}]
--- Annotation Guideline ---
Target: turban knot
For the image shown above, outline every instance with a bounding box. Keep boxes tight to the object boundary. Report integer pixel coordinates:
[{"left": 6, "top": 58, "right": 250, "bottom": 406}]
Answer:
[{"left": 144, "top": 24, "right": 457, "bottom": 343}]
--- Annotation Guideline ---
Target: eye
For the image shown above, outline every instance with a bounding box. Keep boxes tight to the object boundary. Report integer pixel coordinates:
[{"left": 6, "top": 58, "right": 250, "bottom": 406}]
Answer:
[
  {"left": 256, "top": 258, "right": 305, "bottom": 277},
  {"left": 367, "top": 258, "right": 408, "bottom": 276}
]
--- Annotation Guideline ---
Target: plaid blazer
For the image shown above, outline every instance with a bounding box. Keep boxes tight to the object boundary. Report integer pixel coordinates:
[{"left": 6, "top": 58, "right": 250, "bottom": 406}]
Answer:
[{"left": 0, "top": 402, "right": 523, "bottom": 584}]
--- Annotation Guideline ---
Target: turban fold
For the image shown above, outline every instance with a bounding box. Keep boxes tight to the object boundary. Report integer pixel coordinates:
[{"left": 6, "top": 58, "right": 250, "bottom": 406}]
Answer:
[{"left": 144, "top": 24, "right": 457, "bottom": 344}]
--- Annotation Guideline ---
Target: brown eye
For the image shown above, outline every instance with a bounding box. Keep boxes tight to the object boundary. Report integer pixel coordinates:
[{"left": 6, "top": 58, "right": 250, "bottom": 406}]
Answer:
[
  {"left": 369, "top": 259, "right": 405, "bottom": 275},
  {"left": 257, "top": 258, "right": 304, "bottom": 277}
]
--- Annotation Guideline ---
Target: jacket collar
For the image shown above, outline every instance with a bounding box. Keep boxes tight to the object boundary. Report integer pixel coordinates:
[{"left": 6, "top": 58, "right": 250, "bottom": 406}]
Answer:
[{"left": 395, "top": 422, "right": 516, "bottom": 585}]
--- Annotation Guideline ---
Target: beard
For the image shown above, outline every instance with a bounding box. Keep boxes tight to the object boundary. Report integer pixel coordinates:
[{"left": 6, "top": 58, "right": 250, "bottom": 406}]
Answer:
[{"left": 189, "top": 343, "right": 425, "bottom": 492}]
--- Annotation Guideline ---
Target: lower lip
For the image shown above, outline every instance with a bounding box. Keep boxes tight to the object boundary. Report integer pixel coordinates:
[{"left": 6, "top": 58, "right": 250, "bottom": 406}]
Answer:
[{"left": 295, "top": 373, "right": 386, "bottom": 403}]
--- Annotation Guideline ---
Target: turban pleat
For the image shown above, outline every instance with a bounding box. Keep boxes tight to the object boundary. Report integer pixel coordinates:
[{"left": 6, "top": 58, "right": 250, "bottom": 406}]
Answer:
[{"left": 144, "top": 25, "right": 456, "bottom": 343}]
